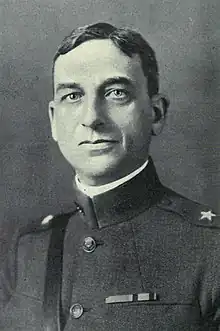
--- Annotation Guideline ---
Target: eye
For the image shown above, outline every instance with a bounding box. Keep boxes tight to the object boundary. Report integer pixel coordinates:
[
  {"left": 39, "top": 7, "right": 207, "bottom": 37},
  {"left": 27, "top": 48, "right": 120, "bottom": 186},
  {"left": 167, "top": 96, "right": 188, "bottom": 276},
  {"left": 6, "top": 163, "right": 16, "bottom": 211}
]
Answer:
[
  {"left": 105, "top": 89, "right": 130, "bottom": 102},
  {"left": 62, "top": 92, "right": 83, "bottom": 103}
]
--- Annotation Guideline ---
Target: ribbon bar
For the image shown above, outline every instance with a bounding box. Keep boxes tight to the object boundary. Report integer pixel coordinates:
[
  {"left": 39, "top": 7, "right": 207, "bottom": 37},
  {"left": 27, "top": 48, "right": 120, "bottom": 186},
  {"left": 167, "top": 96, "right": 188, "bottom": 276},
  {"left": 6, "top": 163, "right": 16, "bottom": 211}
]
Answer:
[{"left": 105, "top": 292, "right": 158, "bottom": 304}]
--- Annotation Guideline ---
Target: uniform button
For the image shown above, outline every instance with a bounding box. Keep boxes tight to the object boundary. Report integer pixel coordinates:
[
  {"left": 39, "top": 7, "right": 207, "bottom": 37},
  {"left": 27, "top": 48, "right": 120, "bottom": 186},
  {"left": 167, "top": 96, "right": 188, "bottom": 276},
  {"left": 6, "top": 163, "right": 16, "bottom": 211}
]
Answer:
[
  {"left": 70, "top": 303, "right": 84, "bottom": 319},
  {"left": 83, "top": 236, "right": 96, "bottom": 253}
]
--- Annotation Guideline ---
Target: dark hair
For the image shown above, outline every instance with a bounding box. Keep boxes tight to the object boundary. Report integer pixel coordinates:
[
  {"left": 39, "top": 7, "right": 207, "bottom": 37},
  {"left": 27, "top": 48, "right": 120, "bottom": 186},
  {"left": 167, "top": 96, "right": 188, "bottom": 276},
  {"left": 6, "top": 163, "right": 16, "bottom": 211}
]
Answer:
[{"left": 52, "top": 22, "right": 159, "bottom": 98}]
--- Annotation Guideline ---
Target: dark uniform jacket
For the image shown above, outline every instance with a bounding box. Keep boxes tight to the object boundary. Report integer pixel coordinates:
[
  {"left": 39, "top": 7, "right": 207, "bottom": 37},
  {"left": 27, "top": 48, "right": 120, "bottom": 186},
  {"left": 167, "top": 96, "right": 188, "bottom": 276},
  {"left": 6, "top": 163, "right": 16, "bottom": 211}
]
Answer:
[{"left": 0, "top": 158, "right": 220, "bottom": 330}]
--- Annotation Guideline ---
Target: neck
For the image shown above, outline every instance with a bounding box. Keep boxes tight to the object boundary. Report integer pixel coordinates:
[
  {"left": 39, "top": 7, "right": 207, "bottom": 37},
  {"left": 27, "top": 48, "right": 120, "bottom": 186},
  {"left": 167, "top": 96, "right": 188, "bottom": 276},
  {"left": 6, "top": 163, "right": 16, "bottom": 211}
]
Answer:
[
  {"left": 76, "top": 158, "right": 149, "bottom": 187},
  {"left": 75, "top": 159, "right": 149, "bottom": 198}
]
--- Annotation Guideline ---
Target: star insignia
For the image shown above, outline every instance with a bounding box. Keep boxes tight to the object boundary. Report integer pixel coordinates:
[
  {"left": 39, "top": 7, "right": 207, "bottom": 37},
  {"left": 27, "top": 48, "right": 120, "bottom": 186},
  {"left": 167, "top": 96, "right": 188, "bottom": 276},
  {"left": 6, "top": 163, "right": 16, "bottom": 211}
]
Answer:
[{"left": 200, "top": 210, "right": 216, "bottom": 221}]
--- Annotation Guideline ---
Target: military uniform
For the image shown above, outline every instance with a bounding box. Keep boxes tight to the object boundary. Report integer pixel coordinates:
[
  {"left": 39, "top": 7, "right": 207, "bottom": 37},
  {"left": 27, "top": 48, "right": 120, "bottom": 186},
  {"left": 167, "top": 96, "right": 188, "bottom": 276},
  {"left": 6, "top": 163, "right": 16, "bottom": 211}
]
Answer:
[{"left": 0, "top": 158, "right": 220, "bottom": 330}]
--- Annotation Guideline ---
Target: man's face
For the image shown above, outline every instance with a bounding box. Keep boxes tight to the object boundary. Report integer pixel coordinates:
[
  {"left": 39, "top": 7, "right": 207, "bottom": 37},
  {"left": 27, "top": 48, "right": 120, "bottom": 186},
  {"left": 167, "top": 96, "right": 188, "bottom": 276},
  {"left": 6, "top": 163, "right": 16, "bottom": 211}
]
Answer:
[{"left": 50, "top": 39, "right": 154, "bottom": 185}]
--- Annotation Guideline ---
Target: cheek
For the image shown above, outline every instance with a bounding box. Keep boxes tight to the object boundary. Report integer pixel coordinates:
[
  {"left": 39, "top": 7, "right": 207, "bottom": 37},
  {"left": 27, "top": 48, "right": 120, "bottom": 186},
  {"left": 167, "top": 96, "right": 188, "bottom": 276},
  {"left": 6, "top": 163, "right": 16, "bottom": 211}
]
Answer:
[
  {"left": 54, "top": 110, "right": 79, "bottom": 141},
  {"left": 114, "top": 106, "right": 152, "bottom": 140}
]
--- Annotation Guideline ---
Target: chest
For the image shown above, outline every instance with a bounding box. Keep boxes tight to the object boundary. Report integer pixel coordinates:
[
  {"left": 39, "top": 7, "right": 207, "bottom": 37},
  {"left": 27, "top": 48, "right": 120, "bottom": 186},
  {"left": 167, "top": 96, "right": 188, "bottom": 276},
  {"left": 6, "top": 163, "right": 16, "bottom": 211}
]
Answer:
[{"left": 2, "top": 209, "right": 208, "bottom": 331}]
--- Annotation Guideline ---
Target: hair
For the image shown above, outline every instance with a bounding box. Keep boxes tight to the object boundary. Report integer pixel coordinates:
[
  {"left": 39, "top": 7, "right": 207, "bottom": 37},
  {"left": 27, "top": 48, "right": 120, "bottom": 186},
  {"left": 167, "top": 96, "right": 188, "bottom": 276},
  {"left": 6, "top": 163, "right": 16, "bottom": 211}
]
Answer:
[{"left": 52, "top": 22, "right": 159, "bottom": 99}]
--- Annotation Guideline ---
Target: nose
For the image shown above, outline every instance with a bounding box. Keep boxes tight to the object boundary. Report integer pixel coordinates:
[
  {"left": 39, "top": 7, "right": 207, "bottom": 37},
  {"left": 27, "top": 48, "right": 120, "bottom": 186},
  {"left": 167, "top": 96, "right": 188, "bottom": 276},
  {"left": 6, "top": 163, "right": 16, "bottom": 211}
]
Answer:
[{"left": 81, "top": 96, "right": 105, "bottom": 130}]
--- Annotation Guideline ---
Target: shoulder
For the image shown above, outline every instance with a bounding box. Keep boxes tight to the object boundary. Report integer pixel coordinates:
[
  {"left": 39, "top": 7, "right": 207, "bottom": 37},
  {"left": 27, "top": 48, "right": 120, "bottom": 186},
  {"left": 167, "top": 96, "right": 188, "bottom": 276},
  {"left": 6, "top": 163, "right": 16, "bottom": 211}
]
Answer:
[
  {"left": 156, "top": 187, "right": 220, "bottom": 230},
  {"left": 0, "top": 206, "right": 79, "bottom": 306},
  {"left": 18, "top": 205, "right": 79, "bottom": 238}
]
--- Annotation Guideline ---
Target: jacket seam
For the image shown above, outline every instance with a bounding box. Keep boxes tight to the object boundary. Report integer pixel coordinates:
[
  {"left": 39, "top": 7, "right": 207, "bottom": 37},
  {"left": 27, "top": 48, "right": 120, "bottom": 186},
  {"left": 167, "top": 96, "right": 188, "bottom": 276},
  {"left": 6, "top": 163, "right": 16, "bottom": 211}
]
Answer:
[{"left": 13, "top": 290, "right": 42, "bottom": 303}]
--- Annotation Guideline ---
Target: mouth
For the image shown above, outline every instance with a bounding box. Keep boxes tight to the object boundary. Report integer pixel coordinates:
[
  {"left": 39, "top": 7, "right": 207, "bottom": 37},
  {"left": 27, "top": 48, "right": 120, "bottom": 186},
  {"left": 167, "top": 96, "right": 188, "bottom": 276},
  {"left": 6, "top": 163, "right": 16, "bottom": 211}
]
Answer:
[{"left": 79, "top": 139, "right": 118, "bottom": 146}]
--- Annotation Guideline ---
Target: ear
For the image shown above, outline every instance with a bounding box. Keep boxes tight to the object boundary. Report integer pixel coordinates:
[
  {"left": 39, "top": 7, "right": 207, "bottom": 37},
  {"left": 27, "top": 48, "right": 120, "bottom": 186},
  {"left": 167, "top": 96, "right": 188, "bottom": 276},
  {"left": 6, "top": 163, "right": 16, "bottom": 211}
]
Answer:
[
  {"left": 48, "top": 101, "right": 58, "bottom": 142},
  {"left": 151, "top": 94, "right": 169, "bottom": 136}
]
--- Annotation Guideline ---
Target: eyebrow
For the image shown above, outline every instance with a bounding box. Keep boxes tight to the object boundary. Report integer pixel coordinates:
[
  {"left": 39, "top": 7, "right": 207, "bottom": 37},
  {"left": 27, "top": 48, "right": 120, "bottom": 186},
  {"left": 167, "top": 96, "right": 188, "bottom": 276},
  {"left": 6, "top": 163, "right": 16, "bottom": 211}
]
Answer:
[
  {"left": 100, "top": 76, "right": 135, "bottom": 89},
  {"left": 56, "top": 82, "right": 82, "bottom": 93},
  {"left": 55, "top": 76, "right": 135, "bottom": 94}
]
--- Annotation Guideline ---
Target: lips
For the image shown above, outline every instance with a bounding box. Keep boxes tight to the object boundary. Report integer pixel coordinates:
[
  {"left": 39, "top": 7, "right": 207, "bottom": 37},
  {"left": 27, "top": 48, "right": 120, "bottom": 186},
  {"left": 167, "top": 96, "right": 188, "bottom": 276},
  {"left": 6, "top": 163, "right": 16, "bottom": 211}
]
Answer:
[
  {"left": 79, "top": 139, "right": 118, "bottom": 146},
  {"left": 92, "top": 139, "right": 118, "bottom": 144}
]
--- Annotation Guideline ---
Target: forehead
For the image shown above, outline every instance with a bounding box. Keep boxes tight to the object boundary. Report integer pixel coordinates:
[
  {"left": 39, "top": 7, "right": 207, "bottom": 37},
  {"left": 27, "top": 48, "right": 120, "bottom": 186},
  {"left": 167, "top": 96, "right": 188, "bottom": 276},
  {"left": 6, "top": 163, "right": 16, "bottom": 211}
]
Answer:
[{"left": 53, "top": 39, "right": 146, "bottom": 88}]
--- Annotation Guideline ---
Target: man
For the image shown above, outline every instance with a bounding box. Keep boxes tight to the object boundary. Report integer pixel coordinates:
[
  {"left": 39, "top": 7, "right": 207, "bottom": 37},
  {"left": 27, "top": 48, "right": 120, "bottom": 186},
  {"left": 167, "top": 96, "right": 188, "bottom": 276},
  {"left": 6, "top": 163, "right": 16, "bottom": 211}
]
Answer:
[{"left": 0, "top": 22, "right": 219, "bottom": 330}]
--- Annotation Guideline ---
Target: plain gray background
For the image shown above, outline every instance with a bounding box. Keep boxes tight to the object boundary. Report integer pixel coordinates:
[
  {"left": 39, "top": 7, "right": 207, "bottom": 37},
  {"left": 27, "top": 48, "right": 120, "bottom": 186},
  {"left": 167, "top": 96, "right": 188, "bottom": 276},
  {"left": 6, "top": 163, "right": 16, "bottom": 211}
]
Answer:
[{"left": 0, "top": 0, "right": 219, "bottom": 264}]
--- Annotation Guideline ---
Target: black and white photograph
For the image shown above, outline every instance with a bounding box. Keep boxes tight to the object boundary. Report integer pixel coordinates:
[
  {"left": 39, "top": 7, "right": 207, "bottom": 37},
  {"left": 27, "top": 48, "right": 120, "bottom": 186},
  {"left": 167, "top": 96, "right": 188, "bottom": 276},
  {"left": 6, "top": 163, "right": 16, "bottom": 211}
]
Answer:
[{"left": 0, "top": 1, "right": 220, "bottom": 330}]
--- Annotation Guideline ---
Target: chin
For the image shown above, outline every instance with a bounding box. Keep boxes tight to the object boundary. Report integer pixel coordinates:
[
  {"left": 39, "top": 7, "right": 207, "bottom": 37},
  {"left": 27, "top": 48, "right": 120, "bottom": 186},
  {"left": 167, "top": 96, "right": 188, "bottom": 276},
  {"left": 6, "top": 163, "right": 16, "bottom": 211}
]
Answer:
[{"left": 75, "top": 156, "right": 124, "bottom": 184}]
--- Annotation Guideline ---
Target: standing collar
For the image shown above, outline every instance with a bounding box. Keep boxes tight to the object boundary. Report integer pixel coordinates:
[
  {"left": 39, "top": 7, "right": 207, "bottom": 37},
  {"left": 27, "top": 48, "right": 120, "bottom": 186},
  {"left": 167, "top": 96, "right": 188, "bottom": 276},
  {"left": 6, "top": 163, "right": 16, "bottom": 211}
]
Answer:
[
  {"left": 73, "top": 157, "right": 164, "bottom": 229},
  {"left": 75, "top": 159, "right": 149, "bottom": 197}
]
